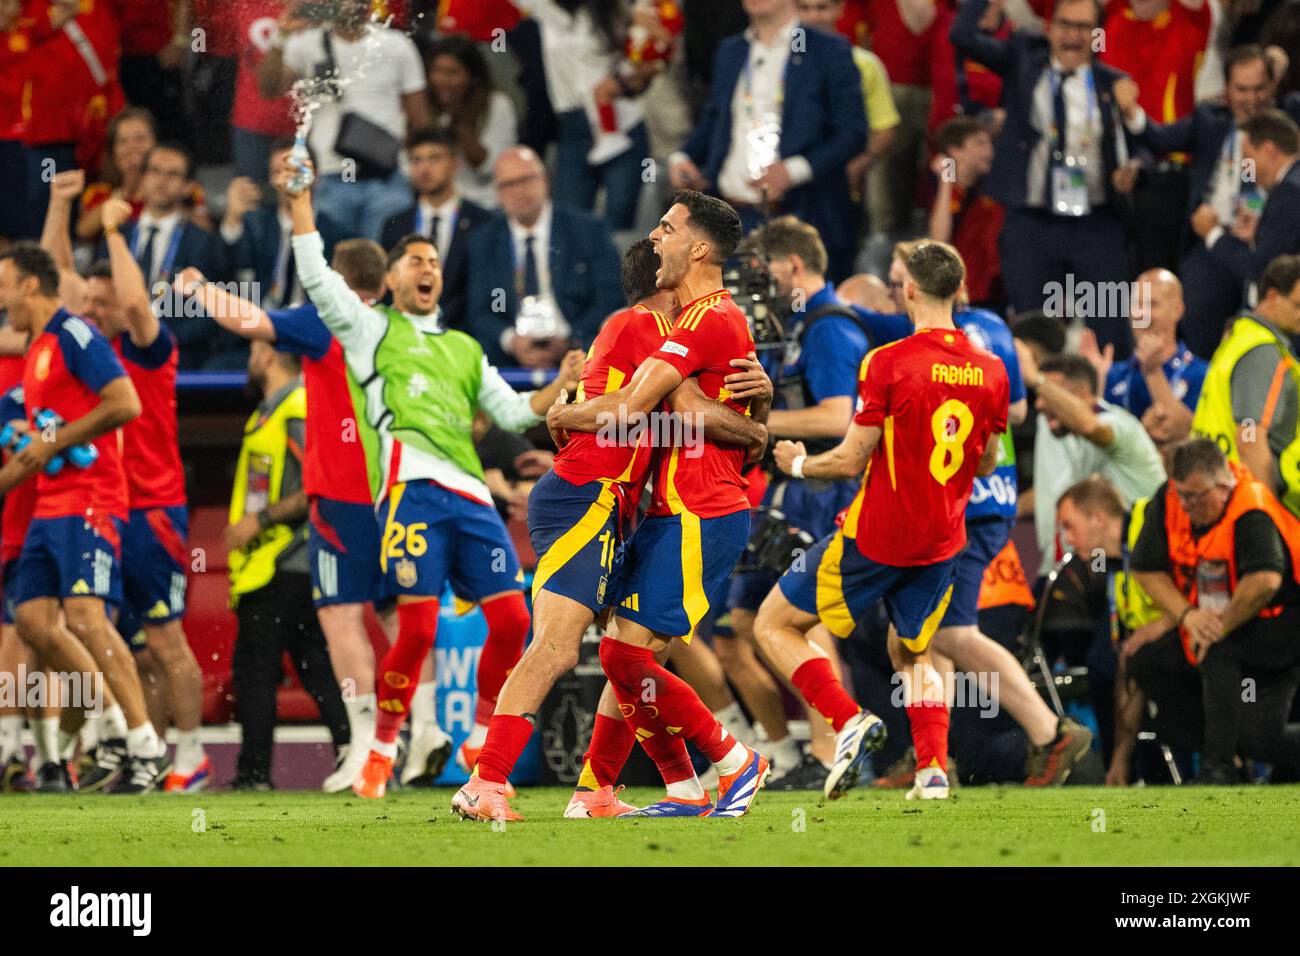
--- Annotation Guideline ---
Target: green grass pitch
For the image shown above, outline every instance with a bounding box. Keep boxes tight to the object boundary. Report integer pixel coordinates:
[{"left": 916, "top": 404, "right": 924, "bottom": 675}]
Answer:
[{"left": 4, "top": 786, "right": 1298, "bottom": 866}]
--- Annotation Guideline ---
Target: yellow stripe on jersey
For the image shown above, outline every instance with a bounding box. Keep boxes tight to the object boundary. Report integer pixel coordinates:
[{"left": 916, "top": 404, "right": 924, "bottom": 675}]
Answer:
[
  {"left": 379, "top": 482, "right": 407, "bottom": 574},
  {"left": 531, "top": 479, "right": 617, "bottom": 598},
  {"left": 815, "top": 531, "right": 856, "bottom": 639},
  {"left": 898, "top": 584, "right": 955, "bottom": 653},
  {"left": 605, "top": 366, "right": 626, "bottom": 393},
  {"left": 883, "top": 415, "right": 897, "bottom": 490},
  {"left": 677, "top": 291, "right": 727, "bottom": 331}
]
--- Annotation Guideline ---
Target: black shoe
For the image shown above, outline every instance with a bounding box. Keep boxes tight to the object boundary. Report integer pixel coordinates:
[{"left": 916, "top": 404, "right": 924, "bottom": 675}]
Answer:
[
  {"left": 228, "top": 774, "right": 275, "bottom": 792},
  {"left": 35, "top": 761, "right": 72, "bottom": 793},
  {"left": 110, "top": 755, "right": 166, "bottom": 795},
  {"left": 769, "top": 753, "right": 830, "bottom": 791},
  {"left": 78, "top": 738, "right": 128, "bottom": 792},
  {"left": 1194, "top": 762, "right": 1240, "bottom": 786},
  {"left": 3, "top": 756, "right": 34, "bottom": 793}
]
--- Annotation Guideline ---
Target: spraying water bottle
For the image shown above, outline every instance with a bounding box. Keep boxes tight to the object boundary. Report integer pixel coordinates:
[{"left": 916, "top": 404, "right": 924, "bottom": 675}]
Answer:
[{"left": 286, "top": 130, "right": 315, "bottom": 195}]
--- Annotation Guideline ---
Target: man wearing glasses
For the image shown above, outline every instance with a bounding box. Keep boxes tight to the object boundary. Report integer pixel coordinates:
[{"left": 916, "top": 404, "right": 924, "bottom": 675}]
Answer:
[
  {"left": 1132, "top": 437, "right": 1300, "bottom": 783},
  {"left": 951, "top": 0, "right": 1136, "bottom": 356},
  {"left": 1191, "top": 254, "right": 1300, "bottom": 520}
]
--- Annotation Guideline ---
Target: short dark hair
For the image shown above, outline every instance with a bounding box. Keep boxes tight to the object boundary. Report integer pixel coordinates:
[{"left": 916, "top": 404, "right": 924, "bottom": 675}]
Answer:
[
  {"left": 1241, "top": 108, "right": 1300, "bottom": 156},
  {"left": 902, "top": 241, "right": 964, "bottom": 300},
  {"left": 406, "top": 126, "right": 457, "bottom": 153},
  {"left": 621, "top": 238, "right": 661, "bottom": 306},
  {"left": 332, "top": 239, "right": 387, "bottom": 295},
  {"left": 1040, "top": 353, "right": 1099, "bottom": 395},
  {"left": 744, "top": 215, "right": 828, "bottom": 276},
  {"left": 1012, "top": 311, "right": 1068, "bottom": 355},
  {"left": 1225, "top": 43, "right": 1273, "bottom": 84},
  {"left": 0, "top": 241, "right": 60, "bottom": 297},
  {"left": 144, "top": 142, "right": 194, "bottom": 180},
  {"left": 1059, "top": 476, "right": 1126, "bottom": 519},
  {"left": 671, "top": 190, "right": 741, "bottom": 264},
  {"left": 86, "top": 260, "right": 113, "bottom": 281},
  {"left": 385, "top": 233, "right": 438, "bottom": 270},
  {"left": 934, "top": 116, "right": 988, "bottom": 155},
  {"left": 1171, "top": 437, "right": 1230, "bottom": 482},
  {"left": 1260, "top": 253, "right": 1300, "bottom": 299}
]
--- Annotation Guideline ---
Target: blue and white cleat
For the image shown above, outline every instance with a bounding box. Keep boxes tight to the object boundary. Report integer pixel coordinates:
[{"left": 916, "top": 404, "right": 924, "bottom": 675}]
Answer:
[
  {"left": 906, "top": 765, "right": 949, "bottom": 800},
  {"left": 706, "top": 748, "right": 770, "bottom": 818},
  {"left": 622, "top": 794, "right": 714, "bottom": 817},
  {"left": 824, "top": 710, "right": 887, "bottom": 800}
]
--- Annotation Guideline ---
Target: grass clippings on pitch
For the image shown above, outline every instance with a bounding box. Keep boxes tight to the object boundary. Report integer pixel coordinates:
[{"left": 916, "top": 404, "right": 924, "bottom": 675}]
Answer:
[{"left": 3, "top": 786, "right": 1296, "bottom": 867}]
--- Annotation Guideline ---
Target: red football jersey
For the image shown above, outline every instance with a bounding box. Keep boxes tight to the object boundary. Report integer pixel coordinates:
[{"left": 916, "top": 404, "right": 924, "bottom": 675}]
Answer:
[
  {"left": 847, "top": 326, "right": 1009, "bottom": 566},
  {"left": 1100, "top": 0, "right": 1209, "bottom": 123},
  {"left": 0, "top": 354, "right": 35, "bottom": 563},
  {"left": 304, "top": 340, "right": 373, "bottom": 505},
  {"left": 23, "top": 310, "right": 130, "bottom": 520},
  {"left": 113, "top": 330, "right": 186, "bottom": 509},
  {"left": 646, "top": 289, "right": 754, "bottom": 520},
  {"left": 553, "top": 304, "right": 672, "bottom": 494}
]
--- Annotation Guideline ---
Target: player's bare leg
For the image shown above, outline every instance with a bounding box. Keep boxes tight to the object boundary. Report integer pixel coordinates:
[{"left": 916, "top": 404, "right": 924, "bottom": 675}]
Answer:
[
  {"left": 753, "top": 589, "right": 885, "bottom": 799},
  {"left": 133, "top": 647, "right": 170, "bottom": 741},
  {"left": 60, "top": 596, "right": 167, "bottom": 792},
  {"left": 145, "top": 620, "right": 210, "bottom": 791},
  {"left": 317, "top": 601, "right": 380, "bottom": 792},
  {"left": 887, "top": 628, "right": 950, "bottom": 800},
  {"left": 0, "top": 622, "right": 31, "bottom": 790},
  {"left": 454, "top": 588, "right": 591, "bottom": 821},
  {"left": 715, "top": 610, "right": 796, "bottom": 769},
  {"left": 599, "top": 615, "right": 768, "bottom": 818},
  {"left": 929, "top": 623, "right": 1092, "bottom": 784}
]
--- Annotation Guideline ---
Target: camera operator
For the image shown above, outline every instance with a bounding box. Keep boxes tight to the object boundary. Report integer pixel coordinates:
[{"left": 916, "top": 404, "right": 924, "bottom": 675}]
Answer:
[{"left": 718, "top": 215, "right": 909, "bottom": 788}]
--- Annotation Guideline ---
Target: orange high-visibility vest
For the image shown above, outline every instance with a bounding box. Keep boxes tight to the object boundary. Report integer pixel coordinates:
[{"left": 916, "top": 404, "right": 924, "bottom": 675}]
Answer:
[
  {"left": 1163, "top": 460, "right": 1300, "bottom": 662},
  {"left": 977, "top": 538, "right": 1036, "bottom": 611}
]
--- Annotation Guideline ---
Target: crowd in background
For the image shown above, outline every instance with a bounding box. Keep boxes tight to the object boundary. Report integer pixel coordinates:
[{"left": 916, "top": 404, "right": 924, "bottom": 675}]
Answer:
[{"left": 4, "top": 0, "right": 1300, "bottom": 787}]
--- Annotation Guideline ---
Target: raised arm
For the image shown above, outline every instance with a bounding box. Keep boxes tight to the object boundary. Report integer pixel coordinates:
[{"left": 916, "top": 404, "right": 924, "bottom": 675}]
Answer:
[
  {"left": 102, "top": 198, "right": 161, "bottom": 348},
  {"left": 478, "top": 351, "right": 583, "bottom": 433},
  {"left": 950, "top": 0, "right": 1014, "bottom": 74},
  {"left": 41, "top": 171, "right": 86, "bottom": 309},
  {"left": 174, "top": 267, "right": 278, "bottom": 342},
  {"left": 1016, "top": 339, "right": 1114, "bottom": 447}
]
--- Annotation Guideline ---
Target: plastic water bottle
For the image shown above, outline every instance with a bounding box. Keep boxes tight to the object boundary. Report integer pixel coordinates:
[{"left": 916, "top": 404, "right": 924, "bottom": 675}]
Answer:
[
  {"left": 286, "top": 131, "right": 315, "bottom": 195},
  {"left": 67, "top": 444, "right": 98, "bottom": 469}
]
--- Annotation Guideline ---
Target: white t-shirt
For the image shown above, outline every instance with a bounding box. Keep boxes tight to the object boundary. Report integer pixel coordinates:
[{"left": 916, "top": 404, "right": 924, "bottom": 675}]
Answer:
[
  {"left": 284, "top": 26, "right": 426, "bottom": 176},
  {"left": 1032, "top": 399, "right": 1167, "bottom": 575}
]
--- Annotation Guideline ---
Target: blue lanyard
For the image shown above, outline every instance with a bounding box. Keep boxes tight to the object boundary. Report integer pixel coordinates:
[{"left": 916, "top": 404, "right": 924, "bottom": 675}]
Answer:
[{"left": 133, "top": 221, "right": 184, "bottom": 281}]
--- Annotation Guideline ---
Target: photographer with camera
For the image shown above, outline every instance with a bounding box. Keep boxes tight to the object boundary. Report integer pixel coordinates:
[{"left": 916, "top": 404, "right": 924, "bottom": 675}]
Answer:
[
  {"left": 257, "top": 0, "right": 431, "bottom": 242},
  {"left": 719, "top": 216, "right": 909, "bottom": 789}
]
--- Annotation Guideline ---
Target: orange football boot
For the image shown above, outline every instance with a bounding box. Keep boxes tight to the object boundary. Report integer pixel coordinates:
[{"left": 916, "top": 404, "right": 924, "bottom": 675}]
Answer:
[
  {"left": 352, "top": 750, "right": 393, "bottom": 799},
  {"left": 563, "top": 784, "right": 636, "bottom": 818},
  {"left": 457, "top": 740, "right": 515, "bottom": 797},
  {"left": 452, "top": 775, "right": 522, "bottom": 821}
]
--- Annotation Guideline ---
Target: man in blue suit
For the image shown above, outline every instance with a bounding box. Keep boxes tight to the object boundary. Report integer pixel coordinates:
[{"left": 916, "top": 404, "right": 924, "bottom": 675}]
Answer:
[
  {"left": 111, "top": 144, "right": 229, "bottom": 369},
  {"left": 667, "top": 0, "right": 866, "bottom": 282},
  {"left": 952, "top": 0, "right": 1137, "bottom": 356},
  {"left": 1119, "top": 45, "right": 1300, "bottom": 358},
  {"left": 380, "top": 129, "right": 491, "bottom": 333},
  {"left": 465, "top": 147, "right": 622, "bottom": 367}
]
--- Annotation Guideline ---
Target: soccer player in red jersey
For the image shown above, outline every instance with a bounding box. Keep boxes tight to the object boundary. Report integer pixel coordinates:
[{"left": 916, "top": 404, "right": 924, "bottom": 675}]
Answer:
[
  {"left": 57, "top": 196, "right": 212, "bottom": 792},
  {"left": 452, "top": 236, "right": 769, "bottom": 821},
  {"left": 547, "top": 192, "right": 772, "bottom": 818},
  {"left": 0, "top": 241, "right": 171, "bottom": 795},
  {"left": 755, "top": 241, "right": 1010, "bottom": 801},
  {"left": 180, "top": 236, "right": 456, "bottom": 794}
]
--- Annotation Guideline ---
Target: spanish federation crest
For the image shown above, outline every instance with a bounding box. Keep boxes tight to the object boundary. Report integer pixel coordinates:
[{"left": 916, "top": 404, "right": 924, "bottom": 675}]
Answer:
[{"left": 395, "top": 558, "right": 418, "bottom": 589}]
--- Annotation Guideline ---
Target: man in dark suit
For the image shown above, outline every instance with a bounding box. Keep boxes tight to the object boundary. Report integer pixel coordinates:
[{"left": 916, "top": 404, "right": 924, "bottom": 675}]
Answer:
[
  {"left": 466, "top": 146, "right": 622, "bottom": 367},
  {"left": 667, "top": 0, "right": 866, "bottom": 282},
  {"left": 952, "top": 0, "right": 1137, "bottom": 356},
  {"left": 1189, "top": 109, "right": 1300, "bottom": 312},
  {"left": 113, "top": 143, "right": 228, "bottom": 369},
  {"left": 380, "top": 128, "right": 490, "bottom": 332},
  {"left": 1118, "top": 45, "right": 1300, "bottom": 357}
]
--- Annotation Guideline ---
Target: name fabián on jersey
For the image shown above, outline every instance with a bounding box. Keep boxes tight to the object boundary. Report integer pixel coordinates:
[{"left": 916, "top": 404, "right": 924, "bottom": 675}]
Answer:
[{"left": 931, "top": 362, "right": 985, "bottom": 386}]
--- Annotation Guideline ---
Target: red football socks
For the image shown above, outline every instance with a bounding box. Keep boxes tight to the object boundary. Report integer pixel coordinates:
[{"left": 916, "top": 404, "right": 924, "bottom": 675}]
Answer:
[
  {"left": 907, "top": 701, "right": 950, "bottom": 772},
  {"left": 579, "top": 712, "right": 636, "bottom": 790},
  {"left": 598, "top": 638, "right": 735, "bottom": 764},
  {"left": 374, "top": 599, "right": 440, "bottom": 745},
  {"left": 476, "top": 714, "right": 535, "bottom": 784},
  {"left": 475, "top": 592, "right": 531, "bottom": 724},
  {"left": 791, "top": 657, "right": 861, "bottom": 733},
  {"left": 602, "top": 680, "right": 697, "bottom": 787}
]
